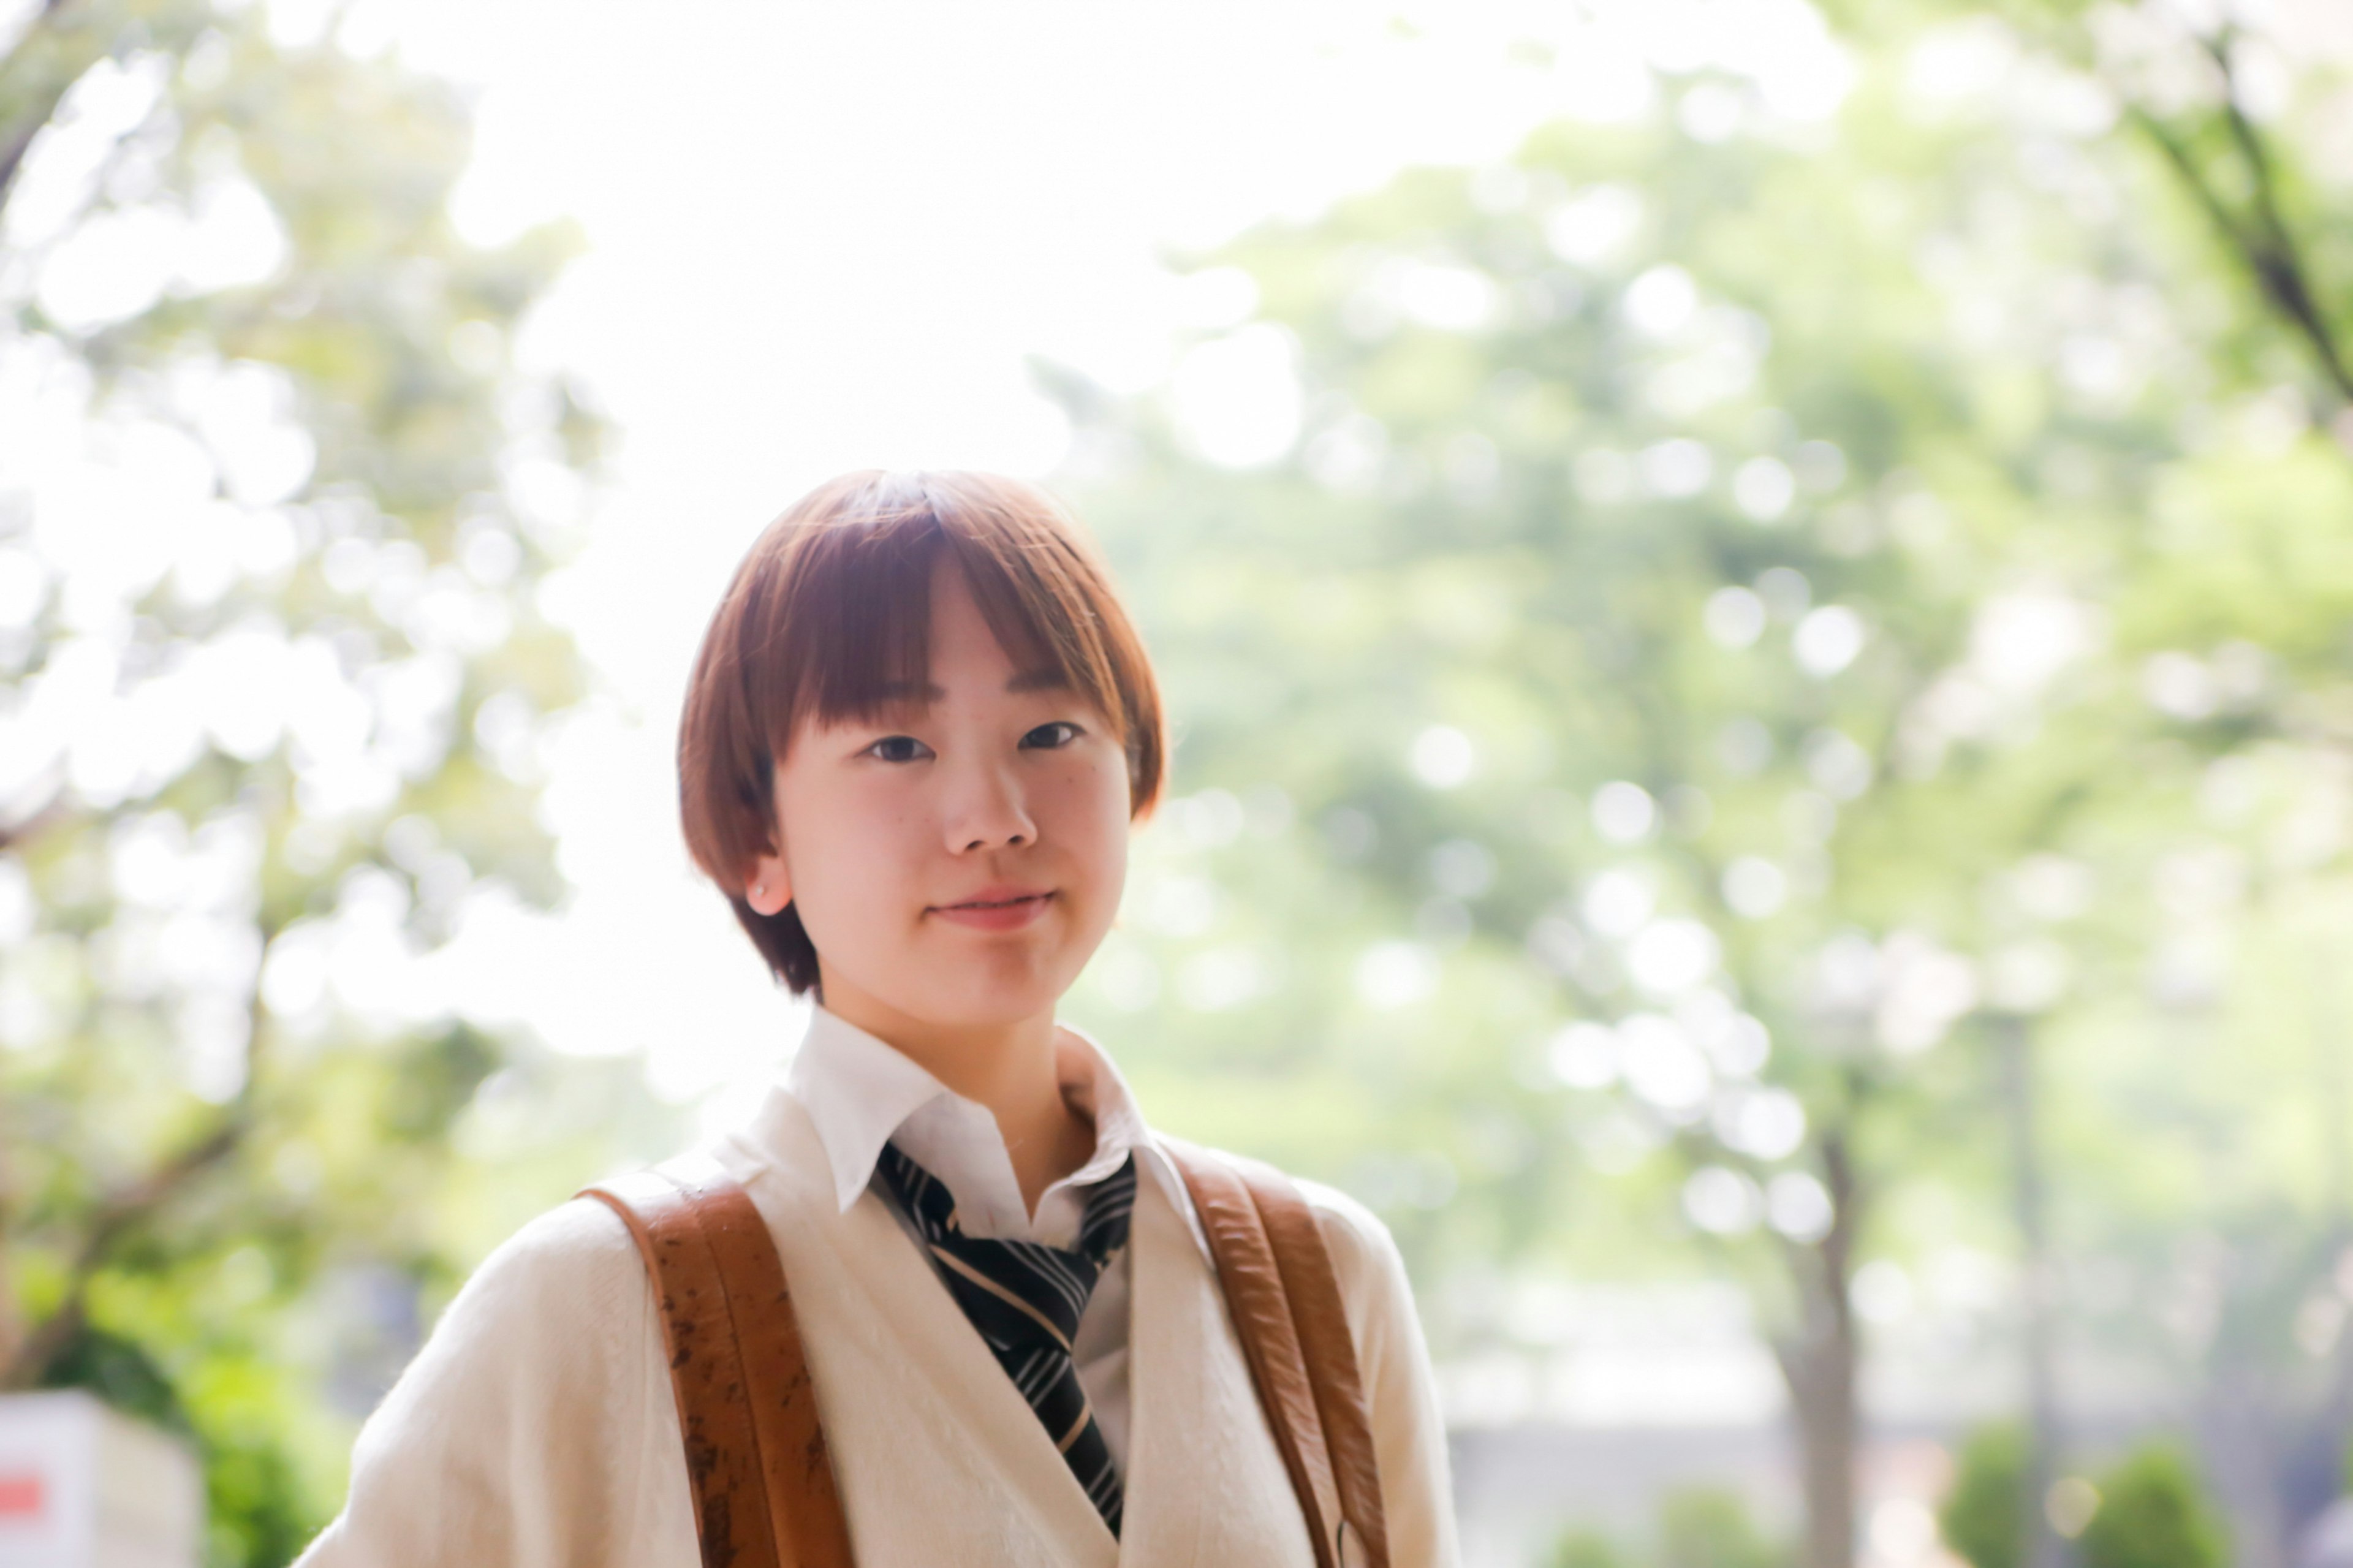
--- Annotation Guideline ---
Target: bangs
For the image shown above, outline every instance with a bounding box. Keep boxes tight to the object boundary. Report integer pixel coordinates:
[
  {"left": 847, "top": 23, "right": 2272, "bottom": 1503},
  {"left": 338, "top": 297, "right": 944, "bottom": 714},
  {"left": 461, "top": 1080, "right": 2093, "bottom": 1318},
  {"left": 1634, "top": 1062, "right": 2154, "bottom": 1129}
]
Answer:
[
  {"left": 678, "top": 469, "right": 1167, "bottom": 993},
  {"left": 754, "top": 474, "right": 1097, "bottom": 751}
]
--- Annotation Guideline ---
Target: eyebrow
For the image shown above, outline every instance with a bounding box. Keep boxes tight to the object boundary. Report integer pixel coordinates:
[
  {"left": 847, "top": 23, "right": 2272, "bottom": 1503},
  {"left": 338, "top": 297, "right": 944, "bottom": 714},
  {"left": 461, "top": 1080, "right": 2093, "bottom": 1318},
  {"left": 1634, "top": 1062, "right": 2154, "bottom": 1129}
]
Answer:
[{"left": 872, "top": 668, "right": 1070, "bottom": 703}]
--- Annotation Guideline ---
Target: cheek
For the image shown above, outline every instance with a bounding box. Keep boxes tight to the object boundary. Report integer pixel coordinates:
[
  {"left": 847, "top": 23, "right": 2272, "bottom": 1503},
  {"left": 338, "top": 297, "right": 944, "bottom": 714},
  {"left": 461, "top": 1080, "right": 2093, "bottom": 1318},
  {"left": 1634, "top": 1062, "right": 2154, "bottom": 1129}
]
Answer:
[
  {"left": 778, "top": 776, "right": 920, "bottom": 920},
  {"left": 1045, "top": 754, "right": 1134, "bottom": 887}
]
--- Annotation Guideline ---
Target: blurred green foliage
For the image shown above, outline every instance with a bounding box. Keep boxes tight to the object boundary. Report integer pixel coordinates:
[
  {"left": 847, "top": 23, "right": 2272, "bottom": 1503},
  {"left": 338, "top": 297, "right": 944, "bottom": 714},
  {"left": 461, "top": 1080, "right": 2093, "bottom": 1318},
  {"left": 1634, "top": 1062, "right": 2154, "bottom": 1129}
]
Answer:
[
  {"left": 1547, "top": 1485, "right": 1791, "bottom": 1568},
  {"left": 1942, "top": 1423, "right": 2028, "bottom": 1568},
  {"left": 1050, "top": 4, "right": 2353, "bottom": 1566},
  {"left": 1941, "top": 1430, "right": 2229, "bottom": 1568},
  {"left": 0, "top": 2, "right": 671, "bottom": 1562},
  {"left": 1658, "top": 1487, "right": 1792, "bottom": 1568},
  {"left": 2080, "top": 1446, "right": 2228, "bottom": 1568},
  {"left": 1553, "top": 1529, "right": 1635, "bottom": 1568}
]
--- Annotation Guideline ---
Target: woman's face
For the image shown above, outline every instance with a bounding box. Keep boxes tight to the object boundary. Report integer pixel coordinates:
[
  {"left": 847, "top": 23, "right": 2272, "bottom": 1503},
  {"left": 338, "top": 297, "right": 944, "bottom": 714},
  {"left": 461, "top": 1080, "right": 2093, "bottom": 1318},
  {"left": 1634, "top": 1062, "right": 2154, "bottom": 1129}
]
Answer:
[{"left": 746, "top": 556, "right": 1133, "bottom": 1035}]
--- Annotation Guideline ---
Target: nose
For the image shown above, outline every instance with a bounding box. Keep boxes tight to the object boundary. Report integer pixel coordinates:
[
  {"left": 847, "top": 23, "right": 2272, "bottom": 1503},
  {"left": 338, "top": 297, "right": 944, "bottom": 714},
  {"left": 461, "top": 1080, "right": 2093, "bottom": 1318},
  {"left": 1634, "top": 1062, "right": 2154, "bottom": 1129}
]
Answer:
[{"left": 943, "top": 751, "right": 1036, "bottom": 853}]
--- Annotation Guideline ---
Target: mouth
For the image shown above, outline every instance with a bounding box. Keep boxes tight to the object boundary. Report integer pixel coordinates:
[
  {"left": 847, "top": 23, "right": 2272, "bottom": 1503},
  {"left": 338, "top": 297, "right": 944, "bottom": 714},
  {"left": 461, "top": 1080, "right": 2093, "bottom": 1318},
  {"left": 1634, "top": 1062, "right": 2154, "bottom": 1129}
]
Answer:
[{"left": 930, "top": 888, "right": 1056, "bottom": 931}]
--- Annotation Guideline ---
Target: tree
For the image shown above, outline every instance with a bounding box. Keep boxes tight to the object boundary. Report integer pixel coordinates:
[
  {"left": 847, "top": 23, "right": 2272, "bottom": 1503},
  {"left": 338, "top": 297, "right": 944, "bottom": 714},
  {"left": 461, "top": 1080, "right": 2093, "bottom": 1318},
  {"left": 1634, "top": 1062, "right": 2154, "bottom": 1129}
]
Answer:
[
  {"left": 1049, "top": 8, "right": 2353, "bottom": 1568},
  {"left": 0, "top": 3, "right": 639, "bottom": 1559}
]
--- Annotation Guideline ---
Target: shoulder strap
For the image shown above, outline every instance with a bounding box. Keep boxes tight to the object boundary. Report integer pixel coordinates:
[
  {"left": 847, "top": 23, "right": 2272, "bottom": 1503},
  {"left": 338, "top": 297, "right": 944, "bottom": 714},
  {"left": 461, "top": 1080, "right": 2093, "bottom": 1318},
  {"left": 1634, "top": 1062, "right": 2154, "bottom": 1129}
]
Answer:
[
  {"left": 1161, "top": 1137, "right": 1393, "bottom": 1568},
  {"left": 579, "top": 1153, "right": 854, "bottom": 1568}
]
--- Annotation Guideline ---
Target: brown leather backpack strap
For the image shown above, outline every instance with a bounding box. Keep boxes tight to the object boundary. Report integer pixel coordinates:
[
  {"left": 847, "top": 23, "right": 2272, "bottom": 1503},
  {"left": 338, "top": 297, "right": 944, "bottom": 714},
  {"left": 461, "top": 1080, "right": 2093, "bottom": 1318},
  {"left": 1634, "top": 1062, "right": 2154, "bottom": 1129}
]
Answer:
[
  {"left": 580, "top": 1154, "right": 854, "bottom": 1568},
  {"left": 1230, "top": 1156, "right": 1393, "bottom": 1568},
  {"left": 1165, "top": 1137, "right": 1390, "bottom": 1568}
]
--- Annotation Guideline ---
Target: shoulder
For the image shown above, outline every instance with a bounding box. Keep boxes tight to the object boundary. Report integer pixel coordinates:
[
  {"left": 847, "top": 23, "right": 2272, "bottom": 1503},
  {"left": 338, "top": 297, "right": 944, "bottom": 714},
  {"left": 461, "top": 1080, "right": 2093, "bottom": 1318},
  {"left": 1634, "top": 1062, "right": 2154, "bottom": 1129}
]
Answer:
[
  {"left": 393, "top": 1195, "right": 653, "bottom": 1395},
  {"left": 1161, "top": 1136, "right": 1415, "bottom": 1341},
  {"left": 1286, "top": 1174, "right": 1392, "bottom": 1250},
  {"left": 1289, "top": 1176, "right": 1404, "bottom": 1284},
  {"left": 460, "top": 1195, "right": 646, "bottom": 1317},
  {"left": 321, "top": 1195, "right": 683, "bottom": 1565},
  {"left": 342, "top": 1197, "right": 661, "bottom": 1485},
  {"left": 1286, "top": 1174, "right": 1420, "bottom": 1350}
]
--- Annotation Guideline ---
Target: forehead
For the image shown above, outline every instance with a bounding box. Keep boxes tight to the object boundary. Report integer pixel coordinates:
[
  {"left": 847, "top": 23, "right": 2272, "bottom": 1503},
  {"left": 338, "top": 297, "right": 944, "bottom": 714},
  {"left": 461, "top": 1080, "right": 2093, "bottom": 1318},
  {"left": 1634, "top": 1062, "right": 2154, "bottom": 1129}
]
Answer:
[{"left": 871, "top": 665, "right": 1073, "bottom": 703}]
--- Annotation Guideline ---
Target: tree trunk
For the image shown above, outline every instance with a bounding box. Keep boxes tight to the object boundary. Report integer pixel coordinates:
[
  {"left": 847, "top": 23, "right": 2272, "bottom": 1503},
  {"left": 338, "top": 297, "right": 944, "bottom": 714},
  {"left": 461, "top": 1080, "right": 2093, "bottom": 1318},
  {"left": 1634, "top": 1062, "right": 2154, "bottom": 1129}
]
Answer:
[
  {"left": 1775, "top": 1128, "right": 1863, "bottom": 1568},
  {"left": 1996, "top": 1014, "right": 2067, "bottom": 1568},
  {"left": 1785, "top": 1308, "right": 1859, "bottom": 1568},
  {"left": 0, "top": 1175, "right": 18, "bottom": 1377}
]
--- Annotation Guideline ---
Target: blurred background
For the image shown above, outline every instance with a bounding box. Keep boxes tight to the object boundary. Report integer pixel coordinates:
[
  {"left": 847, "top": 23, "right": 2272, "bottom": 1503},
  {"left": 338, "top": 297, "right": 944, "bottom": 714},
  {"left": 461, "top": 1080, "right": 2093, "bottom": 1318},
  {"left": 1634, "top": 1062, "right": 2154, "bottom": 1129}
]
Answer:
[{"left": 4, "top": 0, "right": 2353, "bottom": 1564}]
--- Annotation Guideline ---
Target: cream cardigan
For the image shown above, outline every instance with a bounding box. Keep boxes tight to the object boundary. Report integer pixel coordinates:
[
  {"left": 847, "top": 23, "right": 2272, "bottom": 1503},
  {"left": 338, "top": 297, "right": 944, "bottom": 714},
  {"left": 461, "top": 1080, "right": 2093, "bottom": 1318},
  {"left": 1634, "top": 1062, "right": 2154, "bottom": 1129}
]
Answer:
[
  {"left": 782, "top": 1003, "right": 1218, "bottom": 1477},
  {"left": 294, "top": 1077, "right": 1461, "bottom": 1566}
]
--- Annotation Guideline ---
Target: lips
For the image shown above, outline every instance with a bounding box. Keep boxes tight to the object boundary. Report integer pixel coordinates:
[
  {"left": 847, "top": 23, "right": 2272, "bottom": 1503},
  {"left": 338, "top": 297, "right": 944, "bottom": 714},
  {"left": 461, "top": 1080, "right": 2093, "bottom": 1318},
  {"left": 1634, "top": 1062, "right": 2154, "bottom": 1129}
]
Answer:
[{"left": 931, "top": 885, "right": 1055, "bottom": 931}]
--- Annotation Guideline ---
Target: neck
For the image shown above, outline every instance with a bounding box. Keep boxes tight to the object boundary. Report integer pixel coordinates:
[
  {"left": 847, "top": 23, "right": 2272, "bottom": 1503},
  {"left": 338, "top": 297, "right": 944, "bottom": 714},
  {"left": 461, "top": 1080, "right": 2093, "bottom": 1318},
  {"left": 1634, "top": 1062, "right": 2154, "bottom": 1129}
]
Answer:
[{"left": 816, "top": 984, "right": 1096, "bottom": 1216}]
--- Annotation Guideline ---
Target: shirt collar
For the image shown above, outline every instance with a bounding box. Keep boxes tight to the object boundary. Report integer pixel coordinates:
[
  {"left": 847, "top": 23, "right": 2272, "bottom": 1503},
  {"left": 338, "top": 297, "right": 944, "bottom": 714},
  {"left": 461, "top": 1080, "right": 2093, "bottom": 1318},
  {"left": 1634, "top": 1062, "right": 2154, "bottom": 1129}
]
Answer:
[
  {"left": 784, "top": 1002, "right": 964, "bottom": 1216},
  {"left": 782, "top": 1003, "right": 1205, "bottom": 1256}
]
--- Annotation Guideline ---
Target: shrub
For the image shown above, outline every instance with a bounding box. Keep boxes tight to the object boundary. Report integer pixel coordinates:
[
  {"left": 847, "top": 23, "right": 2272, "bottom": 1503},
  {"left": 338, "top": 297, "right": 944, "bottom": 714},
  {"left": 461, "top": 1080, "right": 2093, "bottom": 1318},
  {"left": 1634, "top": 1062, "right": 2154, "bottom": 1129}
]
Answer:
[
  {"left": 1656, "top": 1486, "right": 1789, "bottom": 1568},
  {"left": 1941, "top": 1424, "right": 2028, "bottom": 1568},
  {"left": 1550, "top": 1529, "right": 1629, "bottom": 1568},
  {"left": 2079, "top": 1445, "right": 2225, "bottom": 1568}
]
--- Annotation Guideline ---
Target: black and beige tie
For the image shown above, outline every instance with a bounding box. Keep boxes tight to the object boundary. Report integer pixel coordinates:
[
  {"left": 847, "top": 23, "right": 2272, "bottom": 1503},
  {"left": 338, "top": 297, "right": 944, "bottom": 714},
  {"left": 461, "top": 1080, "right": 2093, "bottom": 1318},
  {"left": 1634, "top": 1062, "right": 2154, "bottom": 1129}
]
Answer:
[{"left": 875, "top": 1142, "right": 1139, "bottom": 1534}]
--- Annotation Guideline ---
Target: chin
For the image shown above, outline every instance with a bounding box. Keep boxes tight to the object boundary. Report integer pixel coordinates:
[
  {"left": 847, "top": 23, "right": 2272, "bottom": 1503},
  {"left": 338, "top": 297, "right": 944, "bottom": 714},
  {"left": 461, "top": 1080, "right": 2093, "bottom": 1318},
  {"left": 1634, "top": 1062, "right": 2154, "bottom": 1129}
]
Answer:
[
  {"left": 815, "top": 909, "right": 1091, "bottom": 1022},
  {"left": 911, "top": 957, "right": 1077, "bottom": 1028},
  {"left": 947, "top": 979, "right": 1067, "bottom": 1027}
]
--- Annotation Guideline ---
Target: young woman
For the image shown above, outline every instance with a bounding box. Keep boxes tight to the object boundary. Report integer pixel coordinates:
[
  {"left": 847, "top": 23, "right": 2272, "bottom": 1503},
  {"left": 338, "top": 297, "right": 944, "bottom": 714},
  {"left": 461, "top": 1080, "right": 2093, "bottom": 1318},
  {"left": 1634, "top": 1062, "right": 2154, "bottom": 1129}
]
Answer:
[{"left": 294, "top": 470, "right": 1461, "bottom": 1566}]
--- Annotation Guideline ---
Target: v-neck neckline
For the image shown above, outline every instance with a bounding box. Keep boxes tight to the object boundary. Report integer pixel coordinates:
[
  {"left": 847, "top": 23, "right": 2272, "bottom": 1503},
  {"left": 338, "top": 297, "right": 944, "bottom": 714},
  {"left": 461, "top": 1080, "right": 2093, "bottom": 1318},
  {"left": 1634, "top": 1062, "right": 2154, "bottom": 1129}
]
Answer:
[
  {"left": 728, "top": 1081, "right": 1319, "bottom": 1567},
  {"left": 751, "top": 1093, "right": 1121, "bottom": 1558}
]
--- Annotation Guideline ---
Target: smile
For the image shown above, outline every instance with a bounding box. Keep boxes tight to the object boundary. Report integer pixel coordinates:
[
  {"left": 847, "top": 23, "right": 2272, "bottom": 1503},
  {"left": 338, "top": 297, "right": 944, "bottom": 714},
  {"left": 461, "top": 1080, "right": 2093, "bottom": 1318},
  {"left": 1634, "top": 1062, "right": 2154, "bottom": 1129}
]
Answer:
[{"left": 931, "top": 891, "right": 1055, "bottom": 931}]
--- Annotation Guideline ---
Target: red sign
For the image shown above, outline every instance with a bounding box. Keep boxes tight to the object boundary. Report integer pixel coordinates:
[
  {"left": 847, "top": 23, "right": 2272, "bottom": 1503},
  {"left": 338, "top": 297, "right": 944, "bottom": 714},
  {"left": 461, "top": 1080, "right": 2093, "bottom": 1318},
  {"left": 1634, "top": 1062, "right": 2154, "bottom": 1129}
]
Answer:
[{"left": 0, "top": 1473, "right": 42, "bottom": 1517}]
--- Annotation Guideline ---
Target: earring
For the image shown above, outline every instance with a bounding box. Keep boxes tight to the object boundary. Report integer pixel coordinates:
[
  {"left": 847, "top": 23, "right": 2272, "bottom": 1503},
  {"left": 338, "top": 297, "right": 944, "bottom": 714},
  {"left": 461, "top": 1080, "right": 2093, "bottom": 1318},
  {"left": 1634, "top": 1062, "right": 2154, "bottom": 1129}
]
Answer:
[{"left": 752, "top": 881, "right": 765, "bottom": 901}]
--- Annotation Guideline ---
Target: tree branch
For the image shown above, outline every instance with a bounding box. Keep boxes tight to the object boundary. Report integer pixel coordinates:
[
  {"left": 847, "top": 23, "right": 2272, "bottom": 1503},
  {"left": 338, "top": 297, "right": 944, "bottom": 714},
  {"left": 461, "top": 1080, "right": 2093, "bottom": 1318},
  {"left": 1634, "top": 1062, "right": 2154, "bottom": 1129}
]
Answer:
[
  {"left": 0, "top": 0, "right": 107, "bottom": 235},
  {"left": 0, "top": 1111, "right": 249, "bottom": 1390},
  {"left": 0, "top": 795, "right": 67, "bottom": 854},
  {"left": 0, "top": 949, "right": 277, "bottom": 1392},
  {"left": 2207, "top": 34, "right": 2353, "bottom": 405},
  {"left": 2126, "top": 32, "right": 2353, "bottom": 408},
  {"left": 0, "top": 1141, "right": 19, "bottom": 1378}
]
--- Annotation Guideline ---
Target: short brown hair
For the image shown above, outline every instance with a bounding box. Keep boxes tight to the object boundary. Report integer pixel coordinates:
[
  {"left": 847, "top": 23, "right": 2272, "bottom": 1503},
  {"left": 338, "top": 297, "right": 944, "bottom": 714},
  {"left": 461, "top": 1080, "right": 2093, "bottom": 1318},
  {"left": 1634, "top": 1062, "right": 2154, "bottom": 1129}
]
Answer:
[{"left": 678, "top": 470, "right": 1167, "bottom": 994}]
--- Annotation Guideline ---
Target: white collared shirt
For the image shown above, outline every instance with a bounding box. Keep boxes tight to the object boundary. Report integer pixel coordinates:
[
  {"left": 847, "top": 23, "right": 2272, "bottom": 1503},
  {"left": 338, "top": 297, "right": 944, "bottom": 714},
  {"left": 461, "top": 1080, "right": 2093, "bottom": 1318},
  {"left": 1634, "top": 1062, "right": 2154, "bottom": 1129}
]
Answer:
[{"left": 785, "top": 1002, "right": 1203, "bottom": 1475}]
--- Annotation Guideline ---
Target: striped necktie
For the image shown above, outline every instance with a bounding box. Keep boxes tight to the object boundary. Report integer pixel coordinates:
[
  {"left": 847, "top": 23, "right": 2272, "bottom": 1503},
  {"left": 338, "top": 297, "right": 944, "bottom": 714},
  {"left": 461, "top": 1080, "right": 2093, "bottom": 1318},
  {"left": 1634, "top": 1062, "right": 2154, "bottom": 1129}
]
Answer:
[{"left": 875, "top": 1142, "right": 1139, "bottom": 1535}]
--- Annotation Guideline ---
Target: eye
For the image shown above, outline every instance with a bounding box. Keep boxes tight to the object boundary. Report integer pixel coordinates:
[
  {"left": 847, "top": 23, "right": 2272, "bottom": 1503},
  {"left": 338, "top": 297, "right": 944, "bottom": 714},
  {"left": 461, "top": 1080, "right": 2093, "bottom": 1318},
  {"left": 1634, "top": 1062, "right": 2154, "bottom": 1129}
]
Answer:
[
  {"left": 864, "top": 735, "right": 933, "bottom": 763},
  {"left": 1021, "top": 721, "right": 1082, "bottom": 749}
]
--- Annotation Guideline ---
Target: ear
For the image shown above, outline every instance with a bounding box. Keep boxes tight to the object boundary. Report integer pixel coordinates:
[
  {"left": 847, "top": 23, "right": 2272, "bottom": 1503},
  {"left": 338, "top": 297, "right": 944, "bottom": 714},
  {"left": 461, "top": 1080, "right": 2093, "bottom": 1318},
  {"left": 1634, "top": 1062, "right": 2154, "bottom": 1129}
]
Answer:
[{"left": 743, "top": 844, "right": 792, "bottom": 917}]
